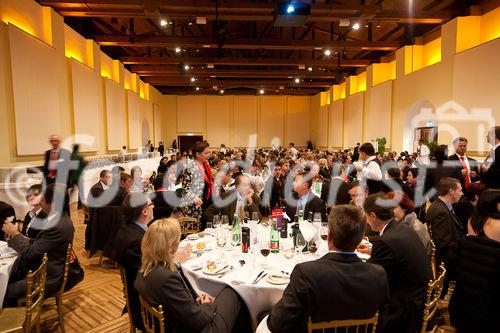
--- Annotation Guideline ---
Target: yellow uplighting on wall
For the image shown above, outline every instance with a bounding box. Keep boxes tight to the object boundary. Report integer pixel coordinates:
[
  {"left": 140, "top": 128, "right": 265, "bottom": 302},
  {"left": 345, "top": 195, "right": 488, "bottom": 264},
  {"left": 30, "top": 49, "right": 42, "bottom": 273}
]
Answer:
[
  {"left": 423, "top": 38, "right": 441, "bottom": 67},
  {"left": 333, "top": 83, "right": 346, "bottom": 101},
  {"left": 404, "top": 38, "right": 441, "bottom": 74},
  {"left": 42, "top": 7, "right": 52, "bottom": 46},
  {"left": 2, "top": 16, "right": 36, "bottom": 37},
  {"left": 456, "top": 16, "right": 481, "bottom": 53},
  {"left": 480, "top": 7, "right": 500, "bottom": 44},
  {"left": 320, "top": 89, "right": 331, "bottom": 106},
  {"left": 349, "top": 72, "right": 366, "bottom": 95},
  {"left": 372, "top": 61, "right": 396, "bottom": 86}
]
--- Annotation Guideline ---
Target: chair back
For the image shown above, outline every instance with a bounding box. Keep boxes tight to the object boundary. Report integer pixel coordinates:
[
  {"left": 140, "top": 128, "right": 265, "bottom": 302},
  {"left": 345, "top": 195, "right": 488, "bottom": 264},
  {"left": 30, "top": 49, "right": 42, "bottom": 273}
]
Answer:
[
  {"left": 420, "top": 263, "right": 446, "bottom": 333},
  {"left": 178, "top": 217, "right": 200, "bottom": 235},
  {"left": 139, "top": 295, "right": 165, "bottom": 333},
  {"left": 429, "top": 238, "right": 437, "bottom": 280},
  {"left": 307, "top": 312, "right": 379, "bottom": 333},
  {"left": 24, "top": 253, "right": 49, "bottom": 331},
  {"left": 119, "top": 267, "right": 136, "bottom": 331},
  {"left": 58, "top": 243, "right": 72, "bottom": 296}
]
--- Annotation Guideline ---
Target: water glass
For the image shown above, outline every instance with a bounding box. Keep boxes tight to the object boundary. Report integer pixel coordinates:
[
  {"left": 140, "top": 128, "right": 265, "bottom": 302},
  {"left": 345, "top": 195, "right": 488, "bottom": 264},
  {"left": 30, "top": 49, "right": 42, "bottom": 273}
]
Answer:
[
  {"left": 251, "top": 211, "right": 260, "bottom": 222},
  {"left": 221, "top": 215, "right": 229, "bottom": 228}
]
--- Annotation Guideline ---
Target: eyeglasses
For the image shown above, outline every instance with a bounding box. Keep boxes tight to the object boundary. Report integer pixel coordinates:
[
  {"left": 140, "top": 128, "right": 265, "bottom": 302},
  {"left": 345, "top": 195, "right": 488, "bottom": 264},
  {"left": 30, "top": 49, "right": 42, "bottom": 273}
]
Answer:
[{"left": 148, "top": 202, "right": 154, "bottom": 207}]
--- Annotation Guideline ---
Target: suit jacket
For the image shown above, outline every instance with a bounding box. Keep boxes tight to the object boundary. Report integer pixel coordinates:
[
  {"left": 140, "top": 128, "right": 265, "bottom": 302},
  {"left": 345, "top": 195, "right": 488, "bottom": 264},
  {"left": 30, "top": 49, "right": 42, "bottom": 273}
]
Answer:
[
  {"left": 319, "top": 166, "right": 332, "bottom": 180},
  {"left": 21, "top": 210, "right": 47, "bottom": 239},
  {"left": 423, "top": 163, "right": 463, "bottom": 200},
  {"left": 43, "top": 148, "right": 71, "bottom": 181},
  {"left": 203, "top": 189, "right": 260, "bottom": 223},
  {"left": 284, "top": 191, "right": 327, "bottom": 222},
  {"left": 8, "top": 212, "right": 74, "bottom": 296},
  {"left": 108, "top": 222, "right": 145, "bottom": 329},
  {"left": 321, "top": 177, "right": 351, "bottom": 206},
  {"left": 368, "top": 221, "right": 433, "bottom": 333},
  {"left": 108, "top": 187, "right": 129, "bottom": 207},
  {"left": 268, "top": 252, "right": 389, "bottom": 333},
  {"left": 134, "top": 266, "right": 218, "bottom": 333},
  {"left": 260, "top": 176, "right": 282, "bottom": 209},
  {"left": 426, "top": 198, "right": 464, "bottom": 279},
  {"left": 0, "top": 201, "right": 16, "bottom": 241},
  {"left": 482, "top": 145, "right": 500, "bottom": 189},
  {"left": 448, "top": 154, "right": 480, "bottom": 189}
]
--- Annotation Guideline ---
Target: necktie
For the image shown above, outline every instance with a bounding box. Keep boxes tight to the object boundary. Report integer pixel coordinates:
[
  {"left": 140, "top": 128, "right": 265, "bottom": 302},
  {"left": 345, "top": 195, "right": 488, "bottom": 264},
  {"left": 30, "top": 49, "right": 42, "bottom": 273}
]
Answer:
[
  {"left": 48, "top": 150, "right": 58, "bottom": 178},
  {"left": 459, "top": 156, "right": 470, "bottom": 188}
]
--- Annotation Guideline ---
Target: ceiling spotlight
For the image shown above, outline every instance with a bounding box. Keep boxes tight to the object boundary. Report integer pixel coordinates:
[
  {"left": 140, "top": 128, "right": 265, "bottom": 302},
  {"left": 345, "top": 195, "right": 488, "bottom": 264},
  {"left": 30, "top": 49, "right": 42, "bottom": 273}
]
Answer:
[
  {"left": 259, "top": 89, "right": 264, "bottom": 94},
  {"left": 286, "top": 5, "right": 295, "bottom": 14},
  {"left": 160, "top": 19, "right": 168, "bottom": 27},
  {"left": 190, "top": 77, "right": 196, "bottom": 82},
  {"left": 220, "top": 89, "right": 224, "bottom": 94},
  {"left": 184, "top": 65, "right": 190, "bottom": 70},
  {"left": 324, "top": 49, "right": 331, "bottom": 56},
  {"left": 307, "top": 66, "right": 313, "bottom": 71},
  {"left": 352, "top": 22, "right": 360, "bottom": 30},
  {"left": 175, "top": 47, "right": 181, "bottom": 53},
  {"left": 195, "top": 87, "right": 200, "bottom": 91},
  {"left": 294, "top": 78, "right": 300, "bottom": 84}
]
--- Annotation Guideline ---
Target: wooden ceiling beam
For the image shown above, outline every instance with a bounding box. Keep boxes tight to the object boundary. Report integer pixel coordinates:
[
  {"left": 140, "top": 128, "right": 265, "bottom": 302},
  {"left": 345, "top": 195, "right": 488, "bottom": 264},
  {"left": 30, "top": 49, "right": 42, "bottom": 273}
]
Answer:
[
  {"left": 142, "top": 77, "right": 334, "bottom": 88},
  {"left": 120, "top": 56, "right": 372, "bottom": 67},
  {"left": 158, "top": 87, "right": 324, "bottom": 95},
  {"left": 94, "top": 35, "right": 400, "bottom": 50}
]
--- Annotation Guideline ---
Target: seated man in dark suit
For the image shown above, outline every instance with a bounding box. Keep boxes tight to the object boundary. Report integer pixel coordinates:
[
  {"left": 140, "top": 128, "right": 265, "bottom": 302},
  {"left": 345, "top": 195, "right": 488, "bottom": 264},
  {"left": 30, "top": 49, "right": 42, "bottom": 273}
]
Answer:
[
  {"left": 204, "top": 174, "right": 260, "bottom": 223},
  {"left": 20, "top": 184, "right": 47, "bottom": 239},
  {"left": 108, "top": 173, "right": 132, "bottom": 206},
  {"left": 358, "top": 193, "right": 433, "bottom": 333},
  {"left": 2, "top": 184, "right": 75, "bottom": 306},
  {"left": 87, "top": 170, "right": 113, "bottom": 207},
  {"left": 426, "top": 177, "right": 464, "bottom": 284},
  {"left": 266, "top": 205, "right": 389, "bottom": 333},
  {"left": 107, "top": 192, "right": 154, "bottom": 331},
  {"left": 260, "top": 164, "right": 283, "bottom": 212},
  {"left": 284, "top": 171, "right": 327, "bottom": 222}
]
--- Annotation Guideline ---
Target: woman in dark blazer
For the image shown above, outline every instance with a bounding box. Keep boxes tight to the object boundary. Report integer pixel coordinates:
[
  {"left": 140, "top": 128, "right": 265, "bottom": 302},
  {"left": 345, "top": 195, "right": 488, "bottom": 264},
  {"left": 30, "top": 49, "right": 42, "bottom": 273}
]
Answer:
[{"left": 134, "top": 218, "right": 250, "bottom": 333}]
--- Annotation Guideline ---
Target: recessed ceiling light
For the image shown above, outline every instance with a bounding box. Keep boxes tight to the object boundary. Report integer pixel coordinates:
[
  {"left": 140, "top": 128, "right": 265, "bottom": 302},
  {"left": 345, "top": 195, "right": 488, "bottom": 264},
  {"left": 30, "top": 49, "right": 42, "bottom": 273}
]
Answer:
[
  {"left": 175, "top": 47, "right": 181, "bottom": 53},
  {"left": 190, "top": 77, "right": 196, "bottom": 82},
  {"left": 324, "top": 49, "right": 331, "bottom": 56},
  {"left": 259, "top": 89, "right": 264, "bottom": 94},
  {"left": 352, "top": 22, "right": 360, "bottom": 30},
  {"left": 184, "top": 65, "right": 190, "bottom": 70},
  {"left": 160, "top": 19, "right": 168, "bottom": 27},
  {"left": 294, "top": 78, "right": 300, "bottom": 84},
  {"left": 307, "top": 66, "right": 313, "bottom": 71},
  {"left": 220, "top": 89, "right": 224, "bottom": 94},
  {"left": 195, "top": 87, "right": 200, "bottom": 91}
]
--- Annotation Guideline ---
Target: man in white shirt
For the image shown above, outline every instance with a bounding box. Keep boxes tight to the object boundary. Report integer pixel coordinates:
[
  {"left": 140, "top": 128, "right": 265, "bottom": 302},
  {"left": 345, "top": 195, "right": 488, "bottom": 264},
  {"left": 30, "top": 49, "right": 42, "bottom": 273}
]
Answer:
[
  {"left": 416, "top": 139, "right": 430, "bottom": 165},
  {"left": 118, "top": 145, "right": 127, "bottom": 162},
  {"left": 355, "top": 143, "right": 383, "bottom": 194},
  {"left": 289, "top": 143, "right": 298, "bottom": 159}
]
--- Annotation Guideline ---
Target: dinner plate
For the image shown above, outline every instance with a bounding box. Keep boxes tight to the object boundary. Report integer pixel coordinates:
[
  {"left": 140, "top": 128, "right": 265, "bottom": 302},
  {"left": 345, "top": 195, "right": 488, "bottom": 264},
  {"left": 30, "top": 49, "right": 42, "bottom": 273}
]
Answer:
[
  {"left": 187, "top": 233, "right": 201, "bottom": 240},
  {"left": 202, "top": 263, "right": 227, "bottom": 275},
  {"left": 265, "top": 274, "right": 289, "bottom": 285}
]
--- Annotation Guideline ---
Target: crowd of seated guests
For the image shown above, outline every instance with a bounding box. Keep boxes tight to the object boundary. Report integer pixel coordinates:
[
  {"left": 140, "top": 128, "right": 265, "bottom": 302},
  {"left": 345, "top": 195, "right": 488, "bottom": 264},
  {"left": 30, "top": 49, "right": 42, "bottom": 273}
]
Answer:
[{"left": 1, "top": 125, "right": 499, "bottom": 331}]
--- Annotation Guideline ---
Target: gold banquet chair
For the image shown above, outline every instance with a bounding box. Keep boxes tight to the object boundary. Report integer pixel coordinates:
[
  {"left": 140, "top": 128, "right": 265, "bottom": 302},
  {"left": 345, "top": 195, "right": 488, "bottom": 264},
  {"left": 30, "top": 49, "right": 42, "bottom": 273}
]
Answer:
[
  {"left": 307, "top": 312, "right": 379, "bottom": 333},
  {"left": 178, "top": 217, "right": 200, "bottom": 236},
  {"left": 420, "top": 263, "right": 446, "bottom": 333},
  {"left": 139, "top": 296, "right": 165, "bottom": 333},
  {"left": 429, "top": 239, "right": 437, "bottom": 280},
  {"left": 0, "top": 254, "right": 48, "bottom": 333},
  {"left": 119, "top": 267, "right": 138, "bottom": 333},
  {"left": 52, "top": 243, "right": 72, "bottom": 333}
]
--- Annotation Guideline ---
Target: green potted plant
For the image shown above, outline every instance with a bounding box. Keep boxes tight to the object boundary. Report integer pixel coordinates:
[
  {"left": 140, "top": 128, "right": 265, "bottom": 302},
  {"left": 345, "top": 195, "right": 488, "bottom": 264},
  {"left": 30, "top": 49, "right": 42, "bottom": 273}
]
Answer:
[{"left": 375, "top": 137, "right": 386, "bottom": 154}]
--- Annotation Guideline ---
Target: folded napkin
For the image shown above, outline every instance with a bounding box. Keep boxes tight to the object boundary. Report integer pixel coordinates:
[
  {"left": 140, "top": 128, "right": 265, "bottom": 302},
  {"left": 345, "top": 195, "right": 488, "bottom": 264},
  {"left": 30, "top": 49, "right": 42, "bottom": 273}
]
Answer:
[{"left": 299, "top": 221, "right": 317, "bottom": 242}]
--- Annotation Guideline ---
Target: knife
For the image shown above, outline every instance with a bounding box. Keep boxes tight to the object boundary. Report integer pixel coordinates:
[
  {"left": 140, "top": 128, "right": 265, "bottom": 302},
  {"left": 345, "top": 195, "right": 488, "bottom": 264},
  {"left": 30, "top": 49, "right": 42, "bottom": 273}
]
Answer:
[
  {"left": 254, "top": 273, "right": 268, "bottom": 285},
  {"left": 218, "top": 266, "right": 233, "bottom": 278},
  {"left": 212, "top": 265, "right": 229, "bottom": 275},
  {"left": 252, "top": 271, "right": 265, "bottom": 284}
]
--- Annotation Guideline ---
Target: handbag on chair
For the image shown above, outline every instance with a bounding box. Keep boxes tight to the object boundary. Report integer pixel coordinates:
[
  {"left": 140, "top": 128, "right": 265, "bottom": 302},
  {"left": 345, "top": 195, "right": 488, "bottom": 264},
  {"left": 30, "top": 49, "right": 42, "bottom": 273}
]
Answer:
[{"left": 64, "top": 249, "right": 84, "bottom": 291}]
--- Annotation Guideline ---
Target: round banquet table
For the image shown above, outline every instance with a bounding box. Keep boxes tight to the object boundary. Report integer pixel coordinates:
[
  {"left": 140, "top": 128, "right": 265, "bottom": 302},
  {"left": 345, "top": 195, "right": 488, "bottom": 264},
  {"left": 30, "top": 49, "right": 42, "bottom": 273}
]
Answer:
[
  {"left": 180, "top": 223, "right": 370, "bottom": 327},
  {"left": 0, "top": 241, "right": 18, "bottom": 309}
]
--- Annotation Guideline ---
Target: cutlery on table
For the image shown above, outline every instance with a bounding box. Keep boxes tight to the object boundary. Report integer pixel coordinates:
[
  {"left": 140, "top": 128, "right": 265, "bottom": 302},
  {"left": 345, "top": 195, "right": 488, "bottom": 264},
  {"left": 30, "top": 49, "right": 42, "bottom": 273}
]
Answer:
[
  {"left": 212, "top": 265, "right": 229, "bottom": 275},
  {"left": 253, "top": 273, "right": 268, "bottom": 285},
  {"left": 252, "top": 271, "right": 265, "bottom": 285},
  {"left": 217, "top": 266, "right": 233, "bottom": 278}
]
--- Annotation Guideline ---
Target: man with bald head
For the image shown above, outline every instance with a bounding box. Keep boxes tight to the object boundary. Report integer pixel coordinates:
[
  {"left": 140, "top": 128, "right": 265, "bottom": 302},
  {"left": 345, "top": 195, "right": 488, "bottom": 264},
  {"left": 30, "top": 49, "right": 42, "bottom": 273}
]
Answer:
[{"left": 43, "top": 134, "right": 71, "bottom": 184}]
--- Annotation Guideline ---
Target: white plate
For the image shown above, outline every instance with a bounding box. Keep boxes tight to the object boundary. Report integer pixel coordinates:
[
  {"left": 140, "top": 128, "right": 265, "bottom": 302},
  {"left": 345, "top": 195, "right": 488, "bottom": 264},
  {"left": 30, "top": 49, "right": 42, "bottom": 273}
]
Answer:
[
  {"left": 202, "top": 264, "right": 227, "bottom": 275},
  {"left": 187, "top": 234, "right": 201, "bottom": 240},
  {"left": 265, "top": 274, "right": 289, "bottom": 285}
]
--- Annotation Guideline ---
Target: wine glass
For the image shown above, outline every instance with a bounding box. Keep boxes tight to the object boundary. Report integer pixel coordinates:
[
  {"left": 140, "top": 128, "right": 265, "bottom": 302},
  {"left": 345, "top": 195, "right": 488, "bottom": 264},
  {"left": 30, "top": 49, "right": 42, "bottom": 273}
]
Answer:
[
  {"left": 320, "top": 222, "right": 329, "bottom": 241},
  {"left": 313, "top": 213, "right": 322, "bottom": 223},
  {"left": 213, "top": 215, "right": 220, "bottom": 229},
  {"left": 294, "top": 231, "right": 306, "bottom": 255},
  {"left": 258, "top": 235, "right": 270, "bottom": 269},
  {"left": 252, "top": 211, "right": 260, "bottom": 222},
  {"left": 216, "top": 229, "right": 227, "bottom": 248},
  {"left": 309, "top": 241, "right": 318, "bottom": 257},
  {"left": 220, "top": 215, "right": 229, "bottom": 229}
]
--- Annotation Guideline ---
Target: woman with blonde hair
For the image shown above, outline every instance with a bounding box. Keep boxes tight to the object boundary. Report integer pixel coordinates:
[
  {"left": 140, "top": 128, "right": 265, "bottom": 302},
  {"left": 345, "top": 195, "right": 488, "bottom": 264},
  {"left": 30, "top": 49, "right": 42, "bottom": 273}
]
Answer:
[{"left": 134, "top": 218, "right": 250, "bottom": 333}]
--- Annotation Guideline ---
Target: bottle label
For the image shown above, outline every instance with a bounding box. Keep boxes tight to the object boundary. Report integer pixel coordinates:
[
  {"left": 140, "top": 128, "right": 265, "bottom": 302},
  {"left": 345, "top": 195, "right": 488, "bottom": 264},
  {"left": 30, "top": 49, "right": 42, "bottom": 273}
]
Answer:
[{"left": 270, "top": 241, "right": 279, "bottom": 250}]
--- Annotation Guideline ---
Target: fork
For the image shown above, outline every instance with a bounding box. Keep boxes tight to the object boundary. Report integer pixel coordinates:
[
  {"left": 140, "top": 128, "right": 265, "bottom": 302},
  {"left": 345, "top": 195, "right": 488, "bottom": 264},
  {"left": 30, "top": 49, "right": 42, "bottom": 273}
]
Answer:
[{"left": 218, "top": 266, "right": 233, "bottom": 278}]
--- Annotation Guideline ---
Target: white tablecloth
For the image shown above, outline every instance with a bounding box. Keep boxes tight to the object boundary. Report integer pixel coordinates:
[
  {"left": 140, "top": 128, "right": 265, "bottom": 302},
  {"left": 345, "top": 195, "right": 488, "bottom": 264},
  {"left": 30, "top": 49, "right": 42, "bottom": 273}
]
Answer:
[
  {"left": 180, "top": 224, "right": 366, "bottom": 326},
  {"left": 0, "top": 241, "right": 18, "bottom": 308}
]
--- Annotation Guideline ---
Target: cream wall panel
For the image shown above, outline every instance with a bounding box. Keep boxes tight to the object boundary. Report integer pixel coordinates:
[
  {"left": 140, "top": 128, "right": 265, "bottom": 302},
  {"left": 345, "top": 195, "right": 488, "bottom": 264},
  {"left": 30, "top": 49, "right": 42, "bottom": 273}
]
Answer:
[
  {"left": 9, "top": 26, "right": 61, "bottom": 155},
  {"left": 287, "top": 96, "right": 310, "bottom": 147},
  {"left": 260, "top": 96, "right": 284, "bottom": 147},
  {"left": 206, "top": 96, "right": 230, "bottom": 147},
  {"left": 452, "top": 38, "right": 500, "bottom": 152},
  {"left": 70, "top": 59, "right": 99, "bottom": 151},
  {"left": 153, "top": 104, "right": 161, "bottom": 145},
  {"left": 234, "top": 96, "right": 258, "bottom": 147},
  {"left": 127, "top": 91, "right": 141, "bottom": 149},
  {"left": 365, "top": 81, "right": 392, "bottom": 147},
  {"left": 344, "top": 93, "right": 364, "bottom": 149},
  {"left": 318, "top": 105, "right": 328, "bottom": 147},
  {"left": 104, "top": 78, "right": 126, "bottom": 150},
  {"left": 177, "top": 95, "right": 204, "bottom": 133},
  {"left": 329, "top": 100, "right": 344, "bottom": 148},
  {"left": 140, "top": 98, "right": 153, "bottom": 146},
  {"left": 0, "top": 0, "right": 48, "bottom": 43}
]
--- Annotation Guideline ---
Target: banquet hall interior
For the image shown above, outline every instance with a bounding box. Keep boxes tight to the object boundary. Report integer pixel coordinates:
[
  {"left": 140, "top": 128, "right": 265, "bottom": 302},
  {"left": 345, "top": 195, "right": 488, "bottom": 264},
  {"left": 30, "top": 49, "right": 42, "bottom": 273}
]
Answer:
[{"left": 0, "top": 0, "right": 500, "bottom": 332}]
